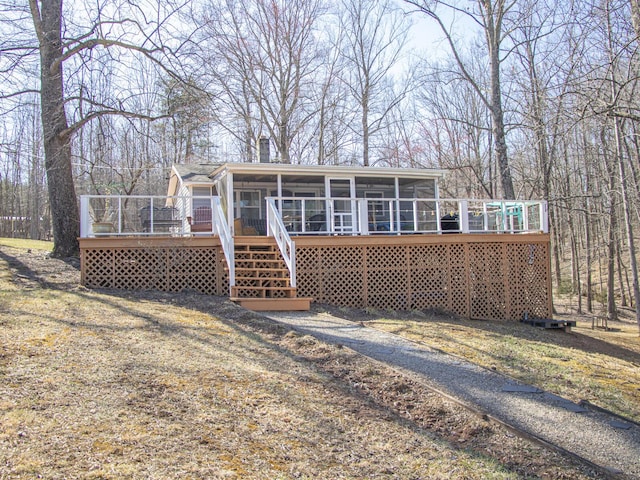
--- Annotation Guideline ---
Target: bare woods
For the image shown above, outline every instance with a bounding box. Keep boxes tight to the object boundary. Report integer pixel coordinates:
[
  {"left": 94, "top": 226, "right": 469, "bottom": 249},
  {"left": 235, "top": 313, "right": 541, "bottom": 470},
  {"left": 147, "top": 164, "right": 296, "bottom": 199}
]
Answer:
[{"left": 1, "top": 0, "right": 640, "bottom": 328}]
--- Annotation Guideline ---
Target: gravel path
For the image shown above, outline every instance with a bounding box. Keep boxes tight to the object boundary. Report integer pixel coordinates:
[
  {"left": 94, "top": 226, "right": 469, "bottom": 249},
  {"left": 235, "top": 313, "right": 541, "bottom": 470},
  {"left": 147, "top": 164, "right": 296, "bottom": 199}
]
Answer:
[{"left": 264, "top": 310, "right": 640, "bottom": 478}]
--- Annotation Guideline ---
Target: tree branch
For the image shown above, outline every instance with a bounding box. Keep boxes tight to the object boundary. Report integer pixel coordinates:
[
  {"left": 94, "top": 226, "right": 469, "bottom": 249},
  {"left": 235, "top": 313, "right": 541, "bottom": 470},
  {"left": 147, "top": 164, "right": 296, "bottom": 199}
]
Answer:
[
  {"left": 59, "top": 110, "right": 171, "bottom": 140},
  {"left": 403, "top": 0, "right": 490, "bottom": 107}
]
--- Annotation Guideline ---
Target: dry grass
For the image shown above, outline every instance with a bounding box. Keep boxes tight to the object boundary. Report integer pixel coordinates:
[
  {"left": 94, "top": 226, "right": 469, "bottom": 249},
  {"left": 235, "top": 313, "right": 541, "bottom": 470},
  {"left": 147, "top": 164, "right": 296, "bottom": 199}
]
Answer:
[
  {"left": 0, "top": 242, "right": 603, "bottom": 479},
  {"left": 353, "top": 304, "right": 640, "bottom": 424},
  {"left": 0, "top": 238, "right": 53, "bottom": 252}
]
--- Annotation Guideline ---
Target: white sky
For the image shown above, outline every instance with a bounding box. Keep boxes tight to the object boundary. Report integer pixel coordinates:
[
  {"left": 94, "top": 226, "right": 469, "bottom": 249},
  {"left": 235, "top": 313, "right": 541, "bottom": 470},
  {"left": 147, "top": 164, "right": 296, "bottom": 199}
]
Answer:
[{"left": 403, "top": 3, "right": 478, "bottom": 62}]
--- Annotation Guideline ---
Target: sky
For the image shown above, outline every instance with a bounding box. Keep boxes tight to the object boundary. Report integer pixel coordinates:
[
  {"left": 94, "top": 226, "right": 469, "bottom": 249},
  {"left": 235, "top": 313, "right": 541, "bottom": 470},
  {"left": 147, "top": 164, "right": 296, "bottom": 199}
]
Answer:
[{"left": 402, "top": 2, "right": 478, "bottom": 62}]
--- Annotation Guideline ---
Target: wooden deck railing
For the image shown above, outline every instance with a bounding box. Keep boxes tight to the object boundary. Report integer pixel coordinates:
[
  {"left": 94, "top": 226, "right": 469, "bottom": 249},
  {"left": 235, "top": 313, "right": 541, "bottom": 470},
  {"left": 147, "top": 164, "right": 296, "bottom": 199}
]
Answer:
[
  {"left": 80, "top": 194, "right": 547, "bottom": 238},
  {"left": 267, "top": 197, "right": 548, "bottom": 236},
  {"left": 211, "top": 196, "right": 234, "bottom": 288},
  {"left": 79, "top": 195, "right": 220, "bottom": 237},
  {"left": 266, "top": 198, "right": 296, "bottom": 288}
]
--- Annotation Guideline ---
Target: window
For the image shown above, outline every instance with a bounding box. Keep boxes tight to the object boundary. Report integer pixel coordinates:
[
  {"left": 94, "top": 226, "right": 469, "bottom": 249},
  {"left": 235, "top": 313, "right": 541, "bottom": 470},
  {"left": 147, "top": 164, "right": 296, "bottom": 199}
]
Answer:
[
  {"left": 192, "top": 186, "right": 212, "bottom": 210},
  {"left": 236, "top": 190, "right": 261, "bottom": 219}
]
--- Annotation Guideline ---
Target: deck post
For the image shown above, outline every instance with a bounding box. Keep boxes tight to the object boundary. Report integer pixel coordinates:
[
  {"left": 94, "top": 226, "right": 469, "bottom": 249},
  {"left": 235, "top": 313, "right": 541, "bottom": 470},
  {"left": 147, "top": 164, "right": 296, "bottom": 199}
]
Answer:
[
  {"left": 522, "top": 202, "right": 529, "bottom": 231},
  {"left": 359, "top": 200, "right": 369, "bottom": 235},
  {"left": 117, "top": 196, "right": 123, "bottom": 234},
  {"left": 80, "top": 196, "right": 90, "bottom": 238},
  {"left": 459, "top": 200, "right": 469, "bottom": 233}
]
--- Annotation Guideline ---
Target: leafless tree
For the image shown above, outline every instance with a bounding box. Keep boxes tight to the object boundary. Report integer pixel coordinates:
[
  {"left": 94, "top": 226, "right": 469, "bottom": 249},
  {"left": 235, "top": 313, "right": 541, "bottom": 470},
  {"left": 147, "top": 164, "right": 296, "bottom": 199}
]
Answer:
[
  {"left": 28, "top": 0, "right": 79, "bottom": 256},
  {"left": 0, "top": 94, "right": 47, "bottom": 239},
  {"left": 158, "top": 75, "right": 213, "bottom": 164},
  {"left": 310, "top": 24, "right": 351, "bottom": 166},
  {"left": 340, "top": 0, "right": 411, "bottom": 167},
  {"left": 404, "top": 0, "right": 516, "bottom": 199},
  {"left": 202, "top": 0, "right": 325, "bottom": 164},
  {"left": 603, "top": 0, "right": 640, "bottom": 330},
  {"left": 0, "top": 0, "right": 195, "bottom": 256},
  {"left": 416, "top": 57, "right": 496, "bottom": 198}
]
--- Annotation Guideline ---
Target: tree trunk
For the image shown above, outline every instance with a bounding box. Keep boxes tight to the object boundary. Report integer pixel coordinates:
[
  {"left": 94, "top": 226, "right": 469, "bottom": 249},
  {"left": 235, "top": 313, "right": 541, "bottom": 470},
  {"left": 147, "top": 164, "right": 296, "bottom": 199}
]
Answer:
[
  {"left": 632, "top": 0, "right": 640, "bottom": 38},
  {"left": 551, "top": 204, "right": 563, "bottom": 289},
  {"left": 602, "top": 127, "right": 618, "bottom": 322},
  {"left": 607, "top": 1, "right": 640, "bottom": 332},
  {"left": 585, "top": 205, "right": 593, "bottom": 314},
  {"left": 606, "top": 205, "right": 617, "bottom": 322},
  {"left": 616, "top": 236, "right": 628, "bottom": 307},
  {"left": 362, "top": 87, "right": 370, "bottom": 167},
  {"left": 245, "top": 127, "right": 253, "bottom": 163},
  {"left": 614, "top": 116, "right": 640, "bottom": 330},
  {"left": 29, "top": 148, "right": 42, "bottom": 240},
  {"left": 485, "top": 2, "right": 514, "bottom": 200},
  {"left": 30, "top": 0, "right": 79, "bottom": 257},
  {"left": 279, "top": 122, "right": 290, "bottom": 164},
  {"left": 490, "top": 104, "right": 514, "bottom": 199},
  {"left": 569, "top": 220, "right": 582, "bottom": 313}
]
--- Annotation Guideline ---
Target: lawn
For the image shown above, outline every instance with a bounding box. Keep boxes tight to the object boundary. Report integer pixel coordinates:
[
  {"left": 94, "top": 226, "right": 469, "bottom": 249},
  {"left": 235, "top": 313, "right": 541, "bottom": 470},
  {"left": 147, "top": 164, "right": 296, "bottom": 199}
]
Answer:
[{"left": 0, "top": 240, "right": 606, "bottom": 479}]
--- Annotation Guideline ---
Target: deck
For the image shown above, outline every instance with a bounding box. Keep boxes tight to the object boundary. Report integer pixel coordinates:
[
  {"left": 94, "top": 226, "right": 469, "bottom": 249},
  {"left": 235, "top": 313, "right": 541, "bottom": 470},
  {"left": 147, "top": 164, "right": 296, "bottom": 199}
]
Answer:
[{"left": 80, "top": 233, "right": 552, "bottom": 321}]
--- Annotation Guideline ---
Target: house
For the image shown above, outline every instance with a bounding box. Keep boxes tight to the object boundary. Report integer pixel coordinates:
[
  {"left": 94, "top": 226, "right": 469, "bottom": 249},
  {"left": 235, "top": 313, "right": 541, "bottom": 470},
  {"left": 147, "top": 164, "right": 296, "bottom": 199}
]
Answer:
[{"left": 79, "top": 162, "right": 551, "bottom": 320}]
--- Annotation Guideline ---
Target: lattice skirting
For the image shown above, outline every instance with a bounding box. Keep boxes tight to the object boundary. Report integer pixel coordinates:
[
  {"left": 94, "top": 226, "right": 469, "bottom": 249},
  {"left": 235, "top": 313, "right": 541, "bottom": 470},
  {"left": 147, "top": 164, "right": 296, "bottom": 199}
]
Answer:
[
  {"left": 80, "top": 238, "right": 228, "bottom": 296},
  {"left": 80, "top": 235, "right": 551, "bottom": 321},
  {"left": 294, "top": 237, "right": 551, "bottom": 321}
]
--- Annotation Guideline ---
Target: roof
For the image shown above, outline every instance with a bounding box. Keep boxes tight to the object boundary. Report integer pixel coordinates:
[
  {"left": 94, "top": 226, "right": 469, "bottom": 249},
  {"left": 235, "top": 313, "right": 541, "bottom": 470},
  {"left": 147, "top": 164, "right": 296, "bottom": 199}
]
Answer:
[
  {"left": 209, "top": 162, "right": 447, "bottom": 180},
  {"left": 172, "top": 163, "right": 221, "bottom": 184},
  {"left": 167, "top": 163, "right": 220, "bottom": 197},
  {"left": 169, "top": 162, "right": 447, "bottom": 196}
]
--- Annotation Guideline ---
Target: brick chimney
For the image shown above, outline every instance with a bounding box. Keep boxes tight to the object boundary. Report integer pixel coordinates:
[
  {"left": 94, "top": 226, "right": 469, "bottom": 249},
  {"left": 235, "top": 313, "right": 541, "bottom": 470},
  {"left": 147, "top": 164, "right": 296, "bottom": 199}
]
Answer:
[{"left": 258, "top": 136, "right": 270, "bottom": 163}]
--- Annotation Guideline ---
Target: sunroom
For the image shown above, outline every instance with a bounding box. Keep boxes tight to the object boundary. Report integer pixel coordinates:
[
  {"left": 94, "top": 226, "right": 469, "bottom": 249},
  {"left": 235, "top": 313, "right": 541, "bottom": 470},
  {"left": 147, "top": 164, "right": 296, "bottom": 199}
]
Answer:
[{"left": 159, "top": 162, "right": 547, "bottom": 237}]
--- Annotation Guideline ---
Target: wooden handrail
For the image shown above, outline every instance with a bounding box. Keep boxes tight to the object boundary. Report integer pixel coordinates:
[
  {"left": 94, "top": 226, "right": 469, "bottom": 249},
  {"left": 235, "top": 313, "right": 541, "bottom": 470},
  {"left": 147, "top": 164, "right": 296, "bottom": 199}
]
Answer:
[{"left": 266, "top": 198, "right": 296, "bottom": 288}]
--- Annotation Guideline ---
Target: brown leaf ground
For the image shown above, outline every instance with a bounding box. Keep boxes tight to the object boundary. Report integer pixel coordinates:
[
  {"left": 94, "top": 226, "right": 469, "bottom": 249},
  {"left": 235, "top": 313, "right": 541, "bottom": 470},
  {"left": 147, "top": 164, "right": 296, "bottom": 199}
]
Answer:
[{"left": 0, "top": 242, "right": 608, "bottom": 479}]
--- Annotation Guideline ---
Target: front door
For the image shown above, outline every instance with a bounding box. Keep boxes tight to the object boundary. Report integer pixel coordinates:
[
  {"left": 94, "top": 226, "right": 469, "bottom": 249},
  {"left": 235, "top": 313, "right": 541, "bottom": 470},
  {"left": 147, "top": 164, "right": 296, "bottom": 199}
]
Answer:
[{"left": 327, "top": 177, "right": 356, "bottom": 233}]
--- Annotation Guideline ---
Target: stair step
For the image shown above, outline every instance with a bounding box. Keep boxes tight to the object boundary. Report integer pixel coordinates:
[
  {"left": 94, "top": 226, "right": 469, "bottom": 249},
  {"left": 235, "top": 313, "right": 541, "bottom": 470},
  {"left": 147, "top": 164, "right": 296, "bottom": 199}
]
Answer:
[
  {"left": 235, "top": 274, "right": 290, "bottom": 281},
  {"left": 235, "top": 276, "right": 290, "bottom": 282},
  {"left": 230, "top": 297, "right": 311, "bottom": 312},
  {"left": 235, "top": 268, "right": 288, "bottom": 274},
  {"left": 231, "top": 285, "right": 297, "bottom": 292},
  {"left": 234, "top": 250, "right": 280, "bottom": 257},
  {"left": 234, "top": 258, "right": 284, "bottom": 263},
  {"left": 235, "top": 259, "right": 281, "bottom": 264},
  {"left": 234, "top": 279, "right": 291, "bottom": 288},
  {"left": 235, "top": 264, "right": 286, "bottom": 272},
  {"left": 235, "top": 246, "right": 277, "bottom": 252},
  {"left": 231, "top": 286, "right": 297, "bottom": 299},
  {"left": 235, "top": 267, "right": 289, "bottom": 273},
  {"left": 235, "top": 264, "right": 285, "bottom": 269}
]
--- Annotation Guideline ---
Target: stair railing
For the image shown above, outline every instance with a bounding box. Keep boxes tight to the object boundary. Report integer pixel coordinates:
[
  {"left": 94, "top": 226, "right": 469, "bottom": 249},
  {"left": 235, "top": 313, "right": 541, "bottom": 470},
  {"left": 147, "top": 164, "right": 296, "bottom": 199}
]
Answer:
[
  {"left": 211, "top": 196, "right": 235, "bottom": 288},
  {"left": 265, "top": 197, "right": 296, "bottom": 288}
]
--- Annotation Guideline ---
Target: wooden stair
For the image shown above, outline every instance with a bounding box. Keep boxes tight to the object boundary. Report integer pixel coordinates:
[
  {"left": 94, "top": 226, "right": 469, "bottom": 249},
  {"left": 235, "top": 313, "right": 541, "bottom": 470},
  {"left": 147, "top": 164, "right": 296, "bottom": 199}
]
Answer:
[{"left": 230, "top": 237, "right": 311, "bottom": 311}]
